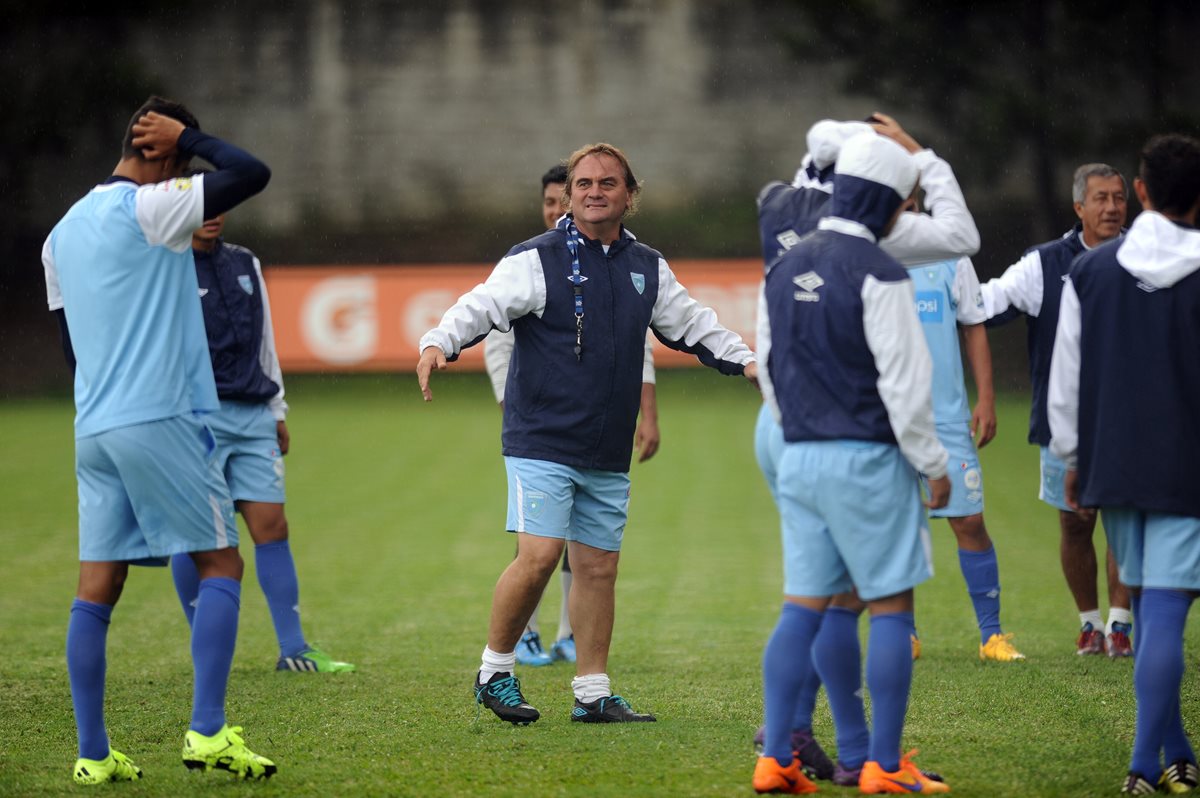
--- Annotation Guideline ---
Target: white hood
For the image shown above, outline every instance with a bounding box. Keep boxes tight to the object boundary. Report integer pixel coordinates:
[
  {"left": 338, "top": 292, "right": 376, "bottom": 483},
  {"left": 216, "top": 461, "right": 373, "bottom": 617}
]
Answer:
[{"left": 1117, "top": 210, "right": 1200, "bottom": 289}]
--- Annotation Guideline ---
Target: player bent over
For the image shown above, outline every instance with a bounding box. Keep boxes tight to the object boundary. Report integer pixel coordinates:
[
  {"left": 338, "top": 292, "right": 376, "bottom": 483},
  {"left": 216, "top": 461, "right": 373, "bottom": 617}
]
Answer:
[
  {"left": 755, "top": 132, "right": 950, "bottom": 794},
  {"left": 418, "top": 143, "right": 755, "bottom": 725},
  {"left": 167, "top": 198, "right": 354, "bottom": 674},
  {"left": 43, "top": 97, "right": 275, "bottom": 784}
]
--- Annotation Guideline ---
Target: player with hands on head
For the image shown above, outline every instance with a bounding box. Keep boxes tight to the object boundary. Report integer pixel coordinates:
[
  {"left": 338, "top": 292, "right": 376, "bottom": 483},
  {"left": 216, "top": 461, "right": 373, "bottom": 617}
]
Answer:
[{"left": 43, "top": 96, "right": 275, "bottom": 785}]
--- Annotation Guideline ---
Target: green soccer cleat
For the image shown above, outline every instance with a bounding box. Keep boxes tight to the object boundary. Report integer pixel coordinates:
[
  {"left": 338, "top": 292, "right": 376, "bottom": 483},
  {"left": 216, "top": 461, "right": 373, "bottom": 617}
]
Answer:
[
  {"left": 182, "top": 724, "right": 277, "bottom": 780},
  {"left": 276, "top": 646, "right": 356, "bottom": 673},
  {"left": 73, "top": 749, "right": 143, "bottom": 785}
]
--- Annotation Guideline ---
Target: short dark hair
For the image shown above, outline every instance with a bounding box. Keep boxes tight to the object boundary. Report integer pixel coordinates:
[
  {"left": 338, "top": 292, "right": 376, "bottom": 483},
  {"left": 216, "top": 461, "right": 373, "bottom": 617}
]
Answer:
[
  {"left": 541, "top": 163, "right": 567, "bottom": 190},
  {"left": 1139, "top": 134, "right": 1200, "bottom": 216},
  {"left": 122, "top": 95, "right": 200, "bottom": 160}
]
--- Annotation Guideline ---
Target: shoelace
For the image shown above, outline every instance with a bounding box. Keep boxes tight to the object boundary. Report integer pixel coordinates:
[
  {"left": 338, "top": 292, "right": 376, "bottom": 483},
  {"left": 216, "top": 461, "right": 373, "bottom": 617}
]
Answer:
[{"left": 489, "top": 676, "right": 527, "bottom": 707}]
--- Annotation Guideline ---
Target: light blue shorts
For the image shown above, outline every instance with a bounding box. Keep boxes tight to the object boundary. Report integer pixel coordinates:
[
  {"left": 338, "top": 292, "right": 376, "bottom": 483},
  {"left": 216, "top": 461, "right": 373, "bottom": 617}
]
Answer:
[
  {"left": 75, "top": 414, "right": 238, "bottom": 563},
  {"left": 504, "top": 457, "right": 631, "bottom": 552},
  {"left": 776, "top": 439, "right": 933, "bottom": 601},
  {"left": 754, "top": 403, "right": 784, "bottom": 501},
  {"left": 205, "top": 400, "right": 285, "bottom": 504},
  {"left": 1101, "top": 508, "right": 1200, "bottom": 591},
  {"left": 1039, "top": 446, "right": 1072, "bottom": 512},
  {"left": 922, "top": 422, "right": 984, "bottom": 519}
]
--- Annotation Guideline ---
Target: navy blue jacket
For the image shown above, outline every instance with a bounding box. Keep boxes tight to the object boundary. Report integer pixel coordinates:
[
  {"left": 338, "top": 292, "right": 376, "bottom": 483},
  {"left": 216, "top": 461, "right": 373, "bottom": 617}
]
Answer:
[
  {"left": 990, "top": 226, "right": 1085, "bottom": 445},
  {"left": 1071, "top": 242, "right": 1200, "bottom": 517},
  {"left": 757, "top": 181, "right": 833, "bottom": 270},
  {"left": 194, "top": 240, "right": 280, "bottom": 404}
]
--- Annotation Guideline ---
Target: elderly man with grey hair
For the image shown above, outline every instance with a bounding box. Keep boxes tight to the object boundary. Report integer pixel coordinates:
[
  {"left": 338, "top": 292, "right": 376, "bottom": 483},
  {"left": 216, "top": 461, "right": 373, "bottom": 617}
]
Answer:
[{"left": 980, "top": 162, "right": 1132, "bottom": 658}]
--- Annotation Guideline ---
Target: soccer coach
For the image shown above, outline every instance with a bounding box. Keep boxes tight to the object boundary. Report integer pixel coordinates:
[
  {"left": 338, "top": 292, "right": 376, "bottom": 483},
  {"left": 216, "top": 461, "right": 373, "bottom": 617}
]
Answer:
[{"left": 417, "top": 142, "right": 756, "bottom": 725}]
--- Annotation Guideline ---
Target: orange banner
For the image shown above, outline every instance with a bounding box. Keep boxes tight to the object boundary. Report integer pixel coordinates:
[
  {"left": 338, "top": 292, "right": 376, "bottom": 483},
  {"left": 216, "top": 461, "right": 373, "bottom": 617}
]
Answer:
[{"left": 265, "top": 260, "right": 764, "bottom": 372}]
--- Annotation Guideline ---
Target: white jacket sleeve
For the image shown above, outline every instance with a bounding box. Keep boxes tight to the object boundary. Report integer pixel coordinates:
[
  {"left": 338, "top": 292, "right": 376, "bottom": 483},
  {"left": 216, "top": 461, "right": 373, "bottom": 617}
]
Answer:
[
  {"left": 483, "top": 329, "right": 514, "bottom": 404},
  {"left": 880, "top": 149, "right": 980, "bottom": 267},
  {"left": 755, "top": 281, "right": 782, "bottom": 424},
  {"left": 861, "top": 275, "right": 948, "bottom": 478},
  {"left": 418, "top": 249, "right": 546, "bottom": 358},
  {"left": 1047, "top": 279, "right": 1082, "bottom": 468},
  {"left": 642, "top": 336, "right": 656, "bottom": 385},
  {"left": 651, "top": 258, "right": 754, "bottom": 373},
  {"left": 253, "top": 258, "right": 288, "bottom": 421},
  {"left": 980, "top": 250, "right": 1044, "bottom": 319}
]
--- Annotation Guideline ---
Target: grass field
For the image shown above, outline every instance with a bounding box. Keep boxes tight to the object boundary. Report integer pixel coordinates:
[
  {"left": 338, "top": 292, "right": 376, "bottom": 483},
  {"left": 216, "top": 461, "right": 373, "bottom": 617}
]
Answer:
[{"left": 1, "top": 371, "right": 1196, "bottom": 797}]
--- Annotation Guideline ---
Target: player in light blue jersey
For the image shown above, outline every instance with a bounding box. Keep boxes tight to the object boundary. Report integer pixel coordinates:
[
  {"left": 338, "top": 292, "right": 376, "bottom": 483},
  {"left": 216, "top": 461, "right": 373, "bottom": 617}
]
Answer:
[
  {"left": 908, "top": 255, "right": 1025, "bottom": 662},
  {"left": 43, "top": 96, "right": 274, "bottom": 785}
]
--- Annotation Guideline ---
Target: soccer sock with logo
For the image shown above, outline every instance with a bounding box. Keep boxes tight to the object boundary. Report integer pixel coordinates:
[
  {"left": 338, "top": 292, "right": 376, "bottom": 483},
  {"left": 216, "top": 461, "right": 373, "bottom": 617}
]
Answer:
[
  {"left": 1079, "top": 608, "right": 1103, "bottom": 631},
  {"left": 169, "top": 553, "right": 200, "bottom": 627},
  {"left": 762, "top": 602, "right": 822, "bottom": 767},
  {"left": 958, "top": 546, "right": 1002, "bottom": 642},
  {"left": 812, "top": 606, "right": 869, "bottom": 769},
  {"left": 67, "top": 599, "right": 112, "bottom": 761},
  {"left": 480, "top": 646, "right": 516, "bottom": 682},
  {"left": 1131, "top": 589, "right": 1193, "bottom": 780},
  {"left": 190, "top": 577, "right": 241, "bottom": 736},
  {"left": 866, "top": 612, "right": 915, "bottom": 773},
  {"left": 254, "top": 540, "right": 307, "bottom": 657}
]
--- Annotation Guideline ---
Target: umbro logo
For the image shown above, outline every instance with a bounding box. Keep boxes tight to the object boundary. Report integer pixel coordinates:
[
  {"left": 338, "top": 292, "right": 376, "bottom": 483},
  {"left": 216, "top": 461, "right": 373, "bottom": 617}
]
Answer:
[
  {"left": 1136, "top": 281, "right": 1159, "bottom": 293},
  {"left": 198, "top": 288, "right": 209, "bottom": 297},
  {"left": 793, "top": 271, "right": 824, "bottom": 302},
  {"left": 569, "top": 275, "right": 590, "bottom": 284},
  {"left": 777, "top": 230, "right": 801, "bottom": 251}
]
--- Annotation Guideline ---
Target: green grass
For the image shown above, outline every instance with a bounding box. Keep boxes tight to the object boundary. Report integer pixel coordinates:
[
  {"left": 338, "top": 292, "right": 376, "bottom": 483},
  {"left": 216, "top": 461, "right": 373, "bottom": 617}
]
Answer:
[{"left": 0, "top": 371, "right": 1196, "bottom": 796}]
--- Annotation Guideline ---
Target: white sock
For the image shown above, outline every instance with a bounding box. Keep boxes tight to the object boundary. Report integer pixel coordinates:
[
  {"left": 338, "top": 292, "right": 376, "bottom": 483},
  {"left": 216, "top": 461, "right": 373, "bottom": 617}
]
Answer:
[
  {"left": 1107, "top": 607, "right": 1133, "bottom": 634},
  {"left": 1079, "top": 609, "right": 1103, "bottom": 631},
  {"left": 558, "top": 571, "right": 574, "bottom": 640},
  {"left": 571, "top": 672, "right": 611, "bottom": 703},
  {"left": 480, "top": 646, "right": 516, "bottom": 683}
]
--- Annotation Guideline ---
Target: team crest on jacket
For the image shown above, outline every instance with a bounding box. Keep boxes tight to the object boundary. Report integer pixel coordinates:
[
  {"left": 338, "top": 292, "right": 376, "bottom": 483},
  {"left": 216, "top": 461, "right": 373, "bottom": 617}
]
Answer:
[
  {"left": 238, "top": 275, "right": 254, "bottom": 295},
  {"left": 630, "top": 273, "right": 645, "bottom": 294},
  {"left": 793, "top": 271, "right": 824, "bottom": 302}
]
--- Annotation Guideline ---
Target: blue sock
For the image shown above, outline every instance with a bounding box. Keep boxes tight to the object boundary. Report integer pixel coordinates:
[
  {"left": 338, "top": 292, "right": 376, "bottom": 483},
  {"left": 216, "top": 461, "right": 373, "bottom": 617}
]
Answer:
[
  {"left": 866, "top": 612, "right": 915, "bottom": 772},
  {"left": 1163, "top": 693, "right": 1197, "bottom": 767},
  {"left": 255, "top": 540, "right": 308, "bottom": 657},
  {"left": 812, "top": 607, "right": 869, "bottom": 769},
  {"left": 1131, "top": 589, "right": 1193, "bottom": 780},
  {"left": 170, "top": 553, "right": 200, "bottom": 627},
  {"left": 958, "top": 547, "right": 1002, "bottom": 642},
  {"left": 791, "top": 658, "right": 821, "bottom": 732},
  {"left": 67, "top": 599, "right": 112, "bottom": 761},
  {"left": 762, "top": 603, "right": 823, "bottom": 766},
  {"left": 1131, "top": 591, "right": 1142, "bottom": 657},
  {"left": 190, "top": 577, "right": 241, "bottom": 736}
]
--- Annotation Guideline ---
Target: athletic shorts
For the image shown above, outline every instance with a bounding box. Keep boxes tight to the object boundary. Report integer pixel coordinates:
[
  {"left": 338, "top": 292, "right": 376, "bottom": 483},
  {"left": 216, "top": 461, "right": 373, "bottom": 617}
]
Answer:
[
  {"left": 754, "top": 402, "right": 785, "bottom": 502},
  {"left": 1039, "top": 446, "right": 1072, "bottom": 512},
  {"left": 1101, "top": 508, "right": 1200, "bottom": 591},
  {"left": 205, "top": 400, "right": 285, "bottom": 503},
  {"left": 921, "top": 422, "right": 984, "bottom": 519},
  {"left": 776, "top": 439, "right": 933, "bottom": 601},
  {"left": 75, "top": 414, "right": 238, "bottom": 563},
  {"left": 504, "top": 457, "right": 630, "bottom": 552}
]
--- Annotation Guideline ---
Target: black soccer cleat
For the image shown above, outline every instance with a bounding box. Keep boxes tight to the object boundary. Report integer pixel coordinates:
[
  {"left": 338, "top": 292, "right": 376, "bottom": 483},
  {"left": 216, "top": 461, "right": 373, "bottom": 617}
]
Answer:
[
  {"left": 474, "top": 671, "right": 540, "bottom": 725},
  {"left": 570, "top": 695, "right": 656, "bottom": 723}
]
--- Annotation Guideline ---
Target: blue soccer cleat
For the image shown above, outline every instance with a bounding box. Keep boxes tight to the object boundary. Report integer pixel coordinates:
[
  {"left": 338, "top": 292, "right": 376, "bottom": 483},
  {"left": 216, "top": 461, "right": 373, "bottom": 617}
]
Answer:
[
  {"left": 515, "top": 631, "right": 553, "bottom": 666},
  {"left": 551, "top": 634, "right": 577, "bottom": 663}
]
